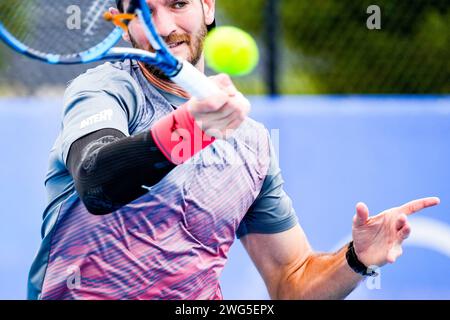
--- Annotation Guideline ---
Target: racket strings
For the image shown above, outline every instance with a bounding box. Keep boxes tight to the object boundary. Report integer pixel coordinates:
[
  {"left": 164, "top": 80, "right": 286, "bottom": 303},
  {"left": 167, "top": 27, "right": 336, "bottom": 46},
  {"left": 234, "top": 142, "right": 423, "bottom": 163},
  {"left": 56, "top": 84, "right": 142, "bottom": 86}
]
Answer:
[
  {"left": 0, "top": 0, "right": 117, "bottom": 57},
  {"left": 83, "top": 0, "right": 111, "bottom": 37}
]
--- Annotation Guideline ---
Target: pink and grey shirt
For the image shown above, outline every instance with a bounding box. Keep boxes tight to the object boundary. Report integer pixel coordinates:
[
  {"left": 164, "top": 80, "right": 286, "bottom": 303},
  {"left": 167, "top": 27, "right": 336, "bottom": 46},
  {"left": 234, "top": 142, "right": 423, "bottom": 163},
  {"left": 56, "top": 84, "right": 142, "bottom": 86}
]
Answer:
[{"left": 27, "top": 60, "right": 298, "bottom": 300}]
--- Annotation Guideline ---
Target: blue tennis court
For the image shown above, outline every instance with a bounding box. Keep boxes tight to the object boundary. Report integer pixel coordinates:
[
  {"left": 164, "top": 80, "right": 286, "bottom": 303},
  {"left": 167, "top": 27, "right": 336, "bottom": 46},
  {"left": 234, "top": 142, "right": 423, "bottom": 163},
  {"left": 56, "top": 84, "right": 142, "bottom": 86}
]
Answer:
[{"left": 1, "top": 95, "right": 449, "bottom": 299}]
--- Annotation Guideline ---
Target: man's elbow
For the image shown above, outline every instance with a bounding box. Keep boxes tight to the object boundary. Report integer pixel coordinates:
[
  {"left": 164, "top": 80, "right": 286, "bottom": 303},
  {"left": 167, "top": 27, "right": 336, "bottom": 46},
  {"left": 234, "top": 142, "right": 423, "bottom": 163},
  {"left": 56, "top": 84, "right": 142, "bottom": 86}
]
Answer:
[
  {"left": 73, "top": 174, "right": 120, "bottom": 215},
  {"left": 273, "top": 256, "right": 314, "bottom": 300},
  {"left": 79, "top": 192, "right": 119, "bottom": 215},
  {"left": 274, "top": 280, "right": 308, "bottom": 300}
]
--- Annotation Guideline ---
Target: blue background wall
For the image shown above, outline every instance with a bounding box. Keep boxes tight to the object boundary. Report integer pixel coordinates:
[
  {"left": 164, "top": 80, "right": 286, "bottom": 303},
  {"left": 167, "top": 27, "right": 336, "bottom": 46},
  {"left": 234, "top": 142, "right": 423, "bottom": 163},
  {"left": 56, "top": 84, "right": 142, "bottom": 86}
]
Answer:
[{"left": 0, "top": 96, "right": 449, "bottom": 299}]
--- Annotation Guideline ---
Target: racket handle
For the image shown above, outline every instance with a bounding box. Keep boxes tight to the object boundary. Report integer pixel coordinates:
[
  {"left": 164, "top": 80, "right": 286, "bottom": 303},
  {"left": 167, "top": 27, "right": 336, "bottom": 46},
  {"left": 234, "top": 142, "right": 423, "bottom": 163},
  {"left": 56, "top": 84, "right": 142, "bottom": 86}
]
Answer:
[{"left": 171, "top": 60, "right": 221, "bottom": 100}]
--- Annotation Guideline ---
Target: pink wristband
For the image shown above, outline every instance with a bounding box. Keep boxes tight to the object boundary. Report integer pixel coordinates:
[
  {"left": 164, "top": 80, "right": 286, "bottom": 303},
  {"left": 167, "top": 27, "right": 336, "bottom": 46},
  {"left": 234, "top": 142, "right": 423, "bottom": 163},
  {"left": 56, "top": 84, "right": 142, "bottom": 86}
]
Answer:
[{"left": 151, "top": 104, "right": 215, "bottom": 165}]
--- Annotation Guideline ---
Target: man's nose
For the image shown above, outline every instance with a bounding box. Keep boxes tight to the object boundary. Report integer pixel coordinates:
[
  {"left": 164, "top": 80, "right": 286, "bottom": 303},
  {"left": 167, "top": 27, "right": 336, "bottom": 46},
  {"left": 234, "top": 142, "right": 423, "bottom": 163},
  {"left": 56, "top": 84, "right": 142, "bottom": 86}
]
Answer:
[{"left": 152, "top": 9, "right": 177, "bottom": 37}]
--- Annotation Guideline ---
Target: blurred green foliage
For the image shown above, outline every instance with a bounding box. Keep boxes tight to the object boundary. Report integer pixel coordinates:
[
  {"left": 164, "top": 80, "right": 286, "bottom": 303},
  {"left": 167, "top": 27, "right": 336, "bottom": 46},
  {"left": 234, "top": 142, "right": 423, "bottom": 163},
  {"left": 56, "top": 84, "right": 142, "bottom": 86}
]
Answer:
[
  {"left": 0, "top": 1, "right": 27, "bottom": 70},
  {"left": 217, "top": 0, "right": 449, "bottom": 94},
  {"left": 0, "top": 1, "right": 10, "bottom": 70}
]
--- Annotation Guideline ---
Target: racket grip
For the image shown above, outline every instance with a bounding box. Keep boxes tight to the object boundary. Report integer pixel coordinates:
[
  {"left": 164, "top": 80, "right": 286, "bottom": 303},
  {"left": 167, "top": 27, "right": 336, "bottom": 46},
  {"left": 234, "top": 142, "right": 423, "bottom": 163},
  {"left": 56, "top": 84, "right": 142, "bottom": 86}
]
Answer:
[{"left": 171, "top": 60, "right": 221, "bottom": 100}]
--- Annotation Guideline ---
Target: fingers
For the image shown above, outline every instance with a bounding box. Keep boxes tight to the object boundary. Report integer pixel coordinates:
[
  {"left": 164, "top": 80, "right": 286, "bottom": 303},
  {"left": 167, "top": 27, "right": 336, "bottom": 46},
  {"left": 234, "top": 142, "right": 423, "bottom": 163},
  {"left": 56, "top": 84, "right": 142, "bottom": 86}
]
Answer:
[
  {"left": 194, "top": 101, "right": 236, "bottom": 123},
  {"left": 399, "top": 197, "right": 440, "bottom": 216},
  {"left": 353, "top": 202, "right": 369, "bottom": 227},
  {"left": 194, "top": 94, "right": 248, "bottom": 124},
  {"left": 189, "top": 91, "right": 229, "bottom": 114},
  {"left": 388, "top": 219, "right": 411, "bottom": 264},
  {"left": 395, "top": 214, "right": 407, "bottom": 231},
  {"left": 209, "top": 73, "right": 233, "bottom": 89},
  {"left": 208, "top": 73, "right": 239, "bottom": 97},
  {"left": 189, "top": 75, "right": 243, "bottom": 115},
  {"left": 398, "top": 223, "right": 411, "bottom": 240},
  {"left": 188, "top": 75, "right": 250, "bottom": 139}
]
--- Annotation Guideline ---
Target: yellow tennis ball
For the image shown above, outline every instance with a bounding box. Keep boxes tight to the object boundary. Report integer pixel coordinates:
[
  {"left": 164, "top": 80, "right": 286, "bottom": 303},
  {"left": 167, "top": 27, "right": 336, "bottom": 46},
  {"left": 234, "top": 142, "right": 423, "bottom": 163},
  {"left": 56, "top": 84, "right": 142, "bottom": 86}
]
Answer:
[{"left": 204, "top": 26, "right": 259, "bottom": 77}]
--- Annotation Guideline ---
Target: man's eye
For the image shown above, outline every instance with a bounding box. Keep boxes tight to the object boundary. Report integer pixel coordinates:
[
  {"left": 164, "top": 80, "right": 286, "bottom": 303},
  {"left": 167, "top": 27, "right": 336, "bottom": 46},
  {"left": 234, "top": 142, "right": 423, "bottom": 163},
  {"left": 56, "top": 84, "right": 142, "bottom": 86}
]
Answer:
[{"left": 172, "top": 1, "right": 187, "bottom": 9}]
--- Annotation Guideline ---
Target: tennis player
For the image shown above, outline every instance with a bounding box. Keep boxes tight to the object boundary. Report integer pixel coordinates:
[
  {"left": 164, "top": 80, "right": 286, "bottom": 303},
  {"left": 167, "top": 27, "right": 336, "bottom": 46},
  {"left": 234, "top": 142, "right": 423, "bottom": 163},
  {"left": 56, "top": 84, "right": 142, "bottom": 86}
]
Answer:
[{"left": 28, "top": 0, "right": 440, "bottom": 300}]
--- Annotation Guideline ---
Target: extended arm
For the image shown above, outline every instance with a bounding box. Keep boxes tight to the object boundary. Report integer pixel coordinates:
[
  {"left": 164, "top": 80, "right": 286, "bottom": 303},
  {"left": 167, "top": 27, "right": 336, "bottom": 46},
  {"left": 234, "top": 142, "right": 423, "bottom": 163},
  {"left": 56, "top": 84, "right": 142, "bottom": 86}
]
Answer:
[
  {"left": 241, "top": 197, "right": 439, "bottom": 299},
  {"left": 241, "top": 224, "right": 362, "bottom": 300}
]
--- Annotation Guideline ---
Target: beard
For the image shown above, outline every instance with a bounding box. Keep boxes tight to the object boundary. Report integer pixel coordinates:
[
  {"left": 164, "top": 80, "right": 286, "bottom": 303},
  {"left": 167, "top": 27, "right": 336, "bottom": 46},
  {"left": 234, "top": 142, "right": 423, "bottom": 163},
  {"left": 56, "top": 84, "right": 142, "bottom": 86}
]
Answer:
[{"left": 130, "top": 23, "right": 208, "bottom": 80}]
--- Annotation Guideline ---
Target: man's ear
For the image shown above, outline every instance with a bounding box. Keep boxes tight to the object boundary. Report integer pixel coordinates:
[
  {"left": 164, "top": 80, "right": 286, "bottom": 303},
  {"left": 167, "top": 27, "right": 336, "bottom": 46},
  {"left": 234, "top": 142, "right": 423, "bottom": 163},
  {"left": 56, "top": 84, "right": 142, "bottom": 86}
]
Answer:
[
  {"left": 202, "top": 0, "right": 215, "bottom": 26},
  {"left": 109, "top": 7, "right": 131, "bottom": 42}
]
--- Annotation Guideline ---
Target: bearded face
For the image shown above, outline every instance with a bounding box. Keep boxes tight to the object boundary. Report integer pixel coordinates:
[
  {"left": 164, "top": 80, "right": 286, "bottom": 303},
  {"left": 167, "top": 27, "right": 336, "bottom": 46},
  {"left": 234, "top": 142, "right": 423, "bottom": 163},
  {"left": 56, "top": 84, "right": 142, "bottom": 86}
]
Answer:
[
  {"left": 129, "top": 22, "right": 207, "bottom": 79},
  {"left": 122, "top": 0, "right": 211, "bottom": 80}
]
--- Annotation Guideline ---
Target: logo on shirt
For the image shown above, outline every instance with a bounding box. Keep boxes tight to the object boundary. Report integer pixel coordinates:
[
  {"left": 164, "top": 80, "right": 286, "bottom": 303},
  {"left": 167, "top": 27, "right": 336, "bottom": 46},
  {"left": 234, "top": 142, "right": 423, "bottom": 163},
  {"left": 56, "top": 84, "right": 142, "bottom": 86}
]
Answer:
[{"left": 80, "top": 109, "right": 113, "bottom": 129}]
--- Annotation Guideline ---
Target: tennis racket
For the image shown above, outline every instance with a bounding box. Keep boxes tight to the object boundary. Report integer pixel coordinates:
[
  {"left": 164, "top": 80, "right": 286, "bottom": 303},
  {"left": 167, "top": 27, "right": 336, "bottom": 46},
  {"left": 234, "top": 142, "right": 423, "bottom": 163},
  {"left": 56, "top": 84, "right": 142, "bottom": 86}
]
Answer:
[{"left": 0, "top": 0, "right": 219, "bottom": 99}]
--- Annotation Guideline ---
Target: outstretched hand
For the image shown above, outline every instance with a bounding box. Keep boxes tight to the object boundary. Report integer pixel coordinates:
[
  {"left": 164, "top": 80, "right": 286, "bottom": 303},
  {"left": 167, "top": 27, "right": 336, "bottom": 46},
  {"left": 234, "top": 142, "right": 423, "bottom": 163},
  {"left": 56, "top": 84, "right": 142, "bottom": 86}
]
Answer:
[{"left": 352, "top": 197, "right": 440, "bottom": 268}]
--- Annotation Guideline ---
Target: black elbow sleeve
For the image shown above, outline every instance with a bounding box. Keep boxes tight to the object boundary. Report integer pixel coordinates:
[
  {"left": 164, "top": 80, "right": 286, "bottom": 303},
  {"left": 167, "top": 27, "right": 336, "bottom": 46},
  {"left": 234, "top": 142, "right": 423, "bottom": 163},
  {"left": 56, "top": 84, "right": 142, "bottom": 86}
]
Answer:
[{"left": 67, "top": 128, "right": 175, "bottom": 215}]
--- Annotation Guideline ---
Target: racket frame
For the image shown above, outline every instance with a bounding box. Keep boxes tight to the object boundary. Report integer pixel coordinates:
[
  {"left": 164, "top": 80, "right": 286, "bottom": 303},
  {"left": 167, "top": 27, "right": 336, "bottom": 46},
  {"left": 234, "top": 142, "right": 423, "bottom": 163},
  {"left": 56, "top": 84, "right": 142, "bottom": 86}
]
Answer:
[{"left": 0, "top": 0, "right": 219, "bottom": 98}]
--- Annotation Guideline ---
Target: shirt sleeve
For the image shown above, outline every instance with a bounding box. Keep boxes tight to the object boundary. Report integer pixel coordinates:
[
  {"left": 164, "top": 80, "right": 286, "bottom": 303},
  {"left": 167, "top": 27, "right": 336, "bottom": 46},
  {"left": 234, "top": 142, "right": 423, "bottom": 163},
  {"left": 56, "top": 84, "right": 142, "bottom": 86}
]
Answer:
[
  {"left": 236, "top": 140, "right": 298, "bottom": 239},
  {"left": 60, "top": 63, "right": 142, "bottom": 165}
]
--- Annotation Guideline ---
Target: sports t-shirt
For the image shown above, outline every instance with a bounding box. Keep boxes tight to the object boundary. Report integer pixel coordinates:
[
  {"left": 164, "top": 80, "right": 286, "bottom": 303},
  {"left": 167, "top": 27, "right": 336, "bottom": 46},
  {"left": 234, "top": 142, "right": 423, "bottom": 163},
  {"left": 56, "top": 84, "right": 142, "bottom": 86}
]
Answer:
[{"left": 27, "top": 60, "right": 298, "bottom": 300}]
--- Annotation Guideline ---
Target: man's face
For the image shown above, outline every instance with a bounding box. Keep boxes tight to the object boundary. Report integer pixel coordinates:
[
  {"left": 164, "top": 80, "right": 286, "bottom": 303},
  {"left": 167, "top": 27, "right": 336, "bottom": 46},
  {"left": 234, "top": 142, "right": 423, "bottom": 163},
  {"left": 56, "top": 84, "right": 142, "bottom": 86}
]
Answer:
[{"left": 121, "top": 0, "right": 215, "bottom": 77}]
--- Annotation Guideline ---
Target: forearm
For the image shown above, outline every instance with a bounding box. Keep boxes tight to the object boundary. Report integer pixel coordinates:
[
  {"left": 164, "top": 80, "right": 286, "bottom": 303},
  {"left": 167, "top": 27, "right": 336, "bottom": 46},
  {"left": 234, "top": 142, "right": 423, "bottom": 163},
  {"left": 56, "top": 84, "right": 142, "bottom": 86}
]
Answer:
[
  {"left": 68, "top": 104, "right": 217, "bottom": 214},
  {"left": 279, "top": 244, "right": 364, "bottom": 300}
]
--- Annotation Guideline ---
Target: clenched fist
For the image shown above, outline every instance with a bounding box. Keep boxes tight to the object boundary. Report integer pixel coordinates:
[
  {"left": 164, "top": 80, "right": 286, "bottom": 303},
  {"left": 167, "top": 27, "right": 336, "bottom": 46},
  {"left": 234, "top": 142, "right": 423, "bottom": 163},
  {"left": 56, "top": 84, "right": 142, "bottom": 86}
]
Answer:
[{"left": 187, "top": 74, "right": 251, "bottom": 139}]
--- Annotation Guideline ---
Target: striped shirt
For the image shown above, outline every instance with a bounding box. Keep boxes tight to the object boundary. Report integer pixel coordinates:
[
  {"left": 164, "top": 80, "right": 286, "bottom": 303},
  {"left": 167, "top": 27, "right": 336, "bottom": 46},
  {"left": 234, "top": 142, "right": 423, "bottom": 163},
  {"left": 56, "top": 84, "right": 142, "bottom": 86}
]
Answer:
[{"left": 28, "top": 60, "right": 297, "bottom": 300}]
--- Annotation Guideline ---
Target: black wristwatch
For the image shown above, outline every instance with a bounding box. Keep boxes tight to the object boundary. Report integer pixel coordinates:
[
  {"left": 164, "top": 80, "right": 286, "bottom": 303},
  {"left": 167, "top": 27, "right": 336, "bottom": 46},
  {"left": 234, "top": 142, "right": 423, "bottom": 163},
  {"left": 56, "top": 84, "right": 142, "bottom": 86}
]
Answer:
[{"left": 345, "top": 241, "right": 379, "bottom": 277}]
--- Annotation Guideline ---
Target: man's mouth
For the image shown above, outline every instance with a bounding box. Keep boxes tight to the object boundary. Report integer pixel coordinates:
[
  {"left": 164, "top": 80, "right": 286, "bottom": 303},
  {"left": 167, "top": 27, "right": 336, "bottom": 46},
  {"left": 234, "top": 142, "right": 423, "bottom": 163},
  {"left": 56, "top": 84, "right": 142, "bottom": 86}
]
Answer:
[{"left": 167, "top": 41, "right": 185, "bottom": 49}]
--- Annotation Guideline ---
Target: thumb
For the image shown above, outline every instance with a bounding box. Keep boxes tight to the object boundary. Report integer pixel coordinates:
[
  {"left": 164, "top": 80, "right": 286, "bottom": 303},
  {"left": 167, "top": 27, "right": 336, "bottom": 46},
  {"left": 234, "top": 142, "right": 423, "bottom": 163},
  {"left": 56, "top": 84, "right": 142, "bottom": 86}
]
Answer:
[{"left": 353, "top": 202, "right": 370, "bottom": 227}]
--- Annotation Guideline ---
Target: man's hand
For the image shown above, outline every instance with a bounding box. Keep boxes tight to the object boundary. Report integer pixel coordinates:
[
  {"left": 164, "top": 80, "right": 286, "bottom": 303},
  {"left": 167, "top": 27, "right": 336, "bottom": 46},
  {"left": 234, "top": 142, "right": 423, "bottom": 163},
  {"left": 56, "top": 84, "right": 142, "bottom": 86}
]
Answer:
[
  {"left": 187, "top": 74, "right": 251, "bottom": 139},
  {"left": 352, "top": 197, "right": 440, "bottom": 268}
]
